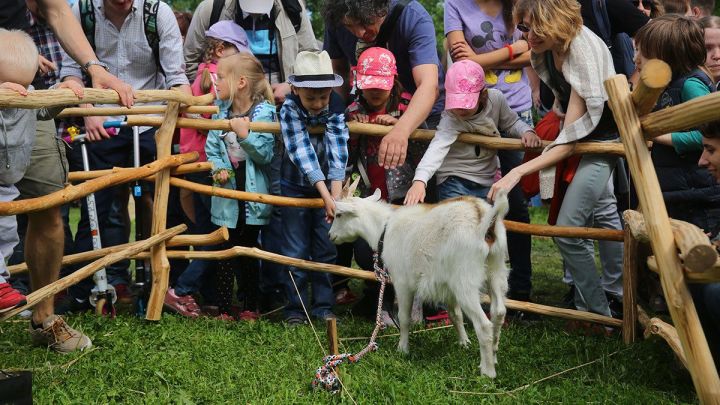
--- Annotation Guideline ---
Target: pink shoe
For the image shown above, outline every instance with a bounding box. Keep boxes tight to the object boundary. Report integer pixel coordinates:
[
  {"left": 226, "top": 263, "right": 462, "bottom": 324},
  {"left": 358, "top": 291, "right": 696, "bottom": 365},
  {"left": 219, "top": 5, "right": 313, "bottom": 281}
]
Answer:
[
  {"left": 0, "top": 282, "right": 26, "bottom": 313},
  {"left": 238, "top": 310, "right": 259, "bottom": 322},
  {"left": 163, "top": 288, "right": 201, "bottom": 318},
  {"left": 216, "top": 313, "right": 235, "bottom": 321}
]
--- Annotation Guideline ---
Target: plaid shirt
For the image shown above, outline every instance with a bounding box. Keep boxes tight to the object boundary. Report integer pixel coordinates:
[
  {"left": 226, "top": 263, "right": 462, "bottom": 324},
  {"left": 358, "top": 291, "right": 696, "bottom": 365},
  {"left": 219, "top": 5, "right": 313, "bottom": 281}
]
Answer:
[
  {"left": 26, "top": 12, "right": 63, "bottom": 90},
  {"left": 280, "top": 93, "right": 349, "bottom": 189}
]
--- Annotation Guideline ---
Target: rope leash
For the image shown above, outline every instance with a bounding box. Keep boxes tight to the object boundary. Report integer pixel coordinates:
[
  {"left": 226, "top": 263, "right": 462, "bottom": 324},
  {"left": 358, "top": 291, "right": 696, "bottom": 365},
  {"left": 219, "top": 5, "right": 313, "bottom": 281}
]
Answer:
[{"left": 311, "top": 251, "right": 391, "bottom": 394}]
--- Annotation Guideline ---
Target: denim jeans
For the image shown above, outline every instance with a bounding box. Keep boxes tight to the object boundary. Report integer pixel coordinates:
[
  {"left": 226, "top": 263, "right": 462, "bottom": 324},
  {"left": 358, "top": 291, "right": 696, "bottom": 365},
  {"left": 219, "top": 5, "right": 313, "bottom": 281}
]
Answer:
[
  {"left": 438, "top": 175, "right": 491, "bottom": 200},
  {"left": 258, "top": 150, "right": 287, "bottom": 298},
  {"left": 280, "top": 183, "right": 336, "bottom": 319}
]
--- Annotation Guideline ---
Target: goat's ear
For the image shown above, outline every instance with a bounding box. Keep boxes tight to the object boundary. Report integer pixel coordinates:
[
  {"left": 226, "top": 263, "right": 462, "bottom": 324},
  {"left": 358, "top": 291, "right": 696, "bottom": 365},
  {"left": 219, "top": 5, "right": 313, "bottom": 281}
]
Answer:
[
  {"left": 365, "top": 188, "right": 382, "bottom": 202},
  {"left": 334, "top": 200, "right": 354, "bottom": 214}
]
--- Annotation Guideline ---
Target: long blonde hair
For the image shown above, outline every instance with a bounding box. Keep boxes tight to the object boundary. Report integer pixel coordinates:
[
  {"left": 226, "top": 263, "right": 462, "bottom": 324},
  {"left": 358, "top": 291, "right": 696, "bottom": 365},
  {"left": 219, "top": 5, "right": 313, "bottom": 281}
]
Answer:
[
  {"left": 513, "top": 0, "right": 583, "bottom": 53},
  {"left": 217, "top": 53, "right": 274, "bottom": 106}
]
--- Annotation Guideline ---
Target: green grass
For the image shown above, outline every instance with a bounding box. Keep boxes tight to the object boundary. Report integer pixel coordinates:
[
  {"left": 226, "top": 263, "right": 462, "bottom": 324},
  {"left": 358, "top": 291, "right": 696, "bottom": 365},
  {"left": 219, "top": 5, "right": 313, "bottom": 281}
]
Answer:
[{"left": 0, "top": 207, "right": 697, "bottom": 403}]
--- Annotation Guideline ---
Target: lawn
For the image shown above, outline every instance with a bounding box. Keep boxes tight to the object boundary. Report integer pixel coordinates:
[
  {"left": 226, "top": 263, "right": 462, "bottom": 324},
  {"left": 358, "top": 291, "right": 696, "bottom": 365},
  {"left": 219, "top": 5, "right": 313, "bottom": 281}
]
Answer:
[{"left": 0, "top": 207, "right": 697, "bottom": 403}]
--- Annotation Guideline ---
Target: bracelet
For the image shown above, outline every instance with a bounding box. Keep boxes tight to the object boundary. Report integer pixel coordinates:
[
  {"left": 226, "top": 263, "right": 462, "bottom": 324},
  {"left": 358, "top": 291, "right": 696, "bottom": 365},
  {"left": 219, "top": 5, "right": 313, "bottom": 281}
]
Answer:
[{"left": 505, "top": 44, "right": 514, "bottom": 61}]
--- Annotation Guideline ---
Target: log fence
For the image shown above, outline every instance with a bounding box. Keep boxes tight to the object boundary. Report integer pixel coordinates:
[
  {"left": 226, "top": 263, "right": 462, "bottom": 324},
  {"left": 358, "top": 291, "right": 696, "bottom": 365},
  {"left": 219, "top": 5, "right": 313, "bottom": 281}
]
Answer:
[{"left": 0, "top": 58, "right": 718, "bottom": 401}]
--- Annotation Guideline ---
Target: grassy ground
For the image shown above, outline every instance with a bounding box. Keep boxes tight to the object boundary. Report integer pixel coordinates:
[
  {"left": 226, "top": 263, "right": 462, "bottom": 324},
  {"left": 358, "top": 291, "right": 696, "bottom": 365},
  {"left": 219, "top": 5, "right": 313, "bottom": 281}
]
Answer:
[{"left": 0, "top": 207, "right": 697, "bottom": 403}]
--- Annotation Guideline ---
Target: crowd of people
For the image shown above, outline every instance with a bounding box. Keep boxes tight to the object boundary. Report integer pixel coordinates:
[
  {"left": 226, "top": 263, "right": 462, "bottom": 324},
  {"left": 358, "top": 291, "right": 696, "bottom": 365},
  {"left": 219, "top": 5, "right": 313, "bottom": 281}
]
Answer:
[{"left": 0, "top": 0, "right": 717, "bottom": 365}]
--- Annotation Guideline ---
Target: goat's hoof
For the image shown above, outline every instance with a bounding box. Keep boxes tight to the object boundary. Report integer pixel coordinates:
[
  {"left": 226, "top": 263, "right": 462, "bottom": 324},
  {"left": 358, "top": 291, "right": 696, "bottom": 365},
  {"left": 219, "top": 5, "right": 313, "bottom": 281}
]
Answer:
[
  {"left": 397, "top": 345, "right": 409, "bottom": 355},
  {"left": 479, "top": 365, "right": 497, "bottom": 379},
  {"left": 458, "top": 337, "right": 471, "bottom": 348}
]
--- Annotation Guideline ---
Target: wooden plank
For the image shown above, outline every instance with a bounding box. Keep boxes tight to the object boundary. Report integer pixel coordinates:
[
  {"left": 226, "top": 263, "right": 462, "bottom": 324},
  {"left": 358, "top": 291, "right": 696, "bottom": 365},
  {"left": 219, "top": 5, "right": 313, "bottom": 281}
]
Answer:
[
  {"left": 0, "top": 152, "right": 197, "bottom": 216},
  {"left": 127, "top": 116, "right": 626, "bottom": 156},
  {"left": 145, "top": 101, "right": 181, "bottom": 321},
  {"left": 0, "top": 88, "right": 214, "bottom": 109},
  {"left": 0, "top": 225, "right": 186, "bottom": 321},
  {"left": 605, "top": 75, "right": 720, "bottom": 403}
]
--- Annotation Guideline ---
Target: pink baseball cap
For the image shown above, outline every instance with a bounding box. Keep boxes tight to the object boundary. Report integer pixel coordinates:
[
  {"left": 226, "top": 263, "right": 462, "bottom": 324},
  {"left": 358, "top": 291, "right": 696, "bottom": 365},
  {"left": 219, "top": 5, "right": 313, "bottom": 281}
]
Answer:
[
  {"left": 445, "top": 60, "right": 486, "bottom": 110},
  {"left": 355, "top": 47, "right": 397, "bottom": 91}
]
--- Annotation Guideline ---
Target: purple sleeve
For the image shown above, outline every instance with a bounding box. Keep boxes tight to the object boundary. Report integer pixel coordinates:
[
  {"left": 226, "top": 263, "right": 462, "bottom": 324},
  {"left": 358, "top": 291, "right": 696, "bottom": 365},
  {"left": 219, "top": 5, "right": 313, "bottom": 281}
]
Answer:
[
  {"left": 401, "top": 5, "right": 441, "bottom": 68},
  {"left": 444, "top": 0, "right": 463, "bottom": 36}
]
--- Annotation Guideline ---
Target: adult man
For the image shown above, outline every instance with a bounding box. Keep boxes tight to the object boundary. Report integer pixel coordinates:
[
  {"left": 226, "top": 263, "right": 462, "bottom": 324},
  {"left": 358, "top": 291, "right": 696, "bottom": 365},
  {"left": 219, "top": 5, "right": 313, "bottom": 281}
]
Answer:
[
  {"left": 0, "top": 0, "right": 134, "bottom": 353},
  {"left": 322, "top": 0, "right": 443, "bottom": 169},
  {"left": 60, "top": 0, "right": 190, "bottom": 312},
  {"left": 184, "top": 0, "right": 319, "bottom": 104},
  {"left": 689, "top": 0, "right": 716, "bottom": 17}
]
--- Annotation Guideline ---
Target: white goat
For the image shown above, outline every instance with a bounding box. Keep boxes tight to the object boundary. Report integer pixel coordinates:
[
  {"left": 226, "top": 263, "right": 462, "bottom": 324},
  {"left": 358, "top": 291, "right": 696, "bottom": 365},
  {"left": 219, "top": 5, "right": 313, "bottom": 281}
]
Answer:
[{"left": 328, "top": 188, "right": 510, "bottom": 378}]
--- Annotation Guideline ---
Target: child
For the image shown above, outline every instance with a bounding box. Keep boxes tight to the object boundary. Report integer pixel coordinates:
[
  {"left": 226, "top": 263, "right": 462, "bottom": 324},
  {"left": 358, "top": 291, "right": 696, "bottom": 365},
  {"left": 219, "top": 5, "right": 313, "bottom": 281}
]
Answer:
[
  {"left": 341, "top": 47, "right": 424, "bottom": 325},
  {"left": 634, "top": 15, "right": 720, "bottom": 237},
  {"left": 405, "top": 60, "right": 540, "bottom": 205},
  {"left": 279, "top": 50, "right": 349, "bottom": 326},
  {"left": 166, "top": 21, "right": 250, "bottom": 318},
  {"left": 205, "top": 53, "right": 276, "bottom": 320},
  {"left": 0, "top": 28, "right": 90, "bottom": 350},
  {"left": 700, "top": 16, "right": 720, "bottom": 90}
]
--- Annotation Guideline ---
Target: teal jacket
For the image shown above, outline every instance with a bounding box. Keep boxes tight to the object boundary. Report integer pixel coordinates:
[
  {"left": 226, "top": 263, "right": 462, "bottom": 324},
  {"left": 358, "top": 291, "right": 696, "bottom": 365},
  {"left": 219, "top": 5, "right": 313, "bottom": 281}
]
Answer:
[{"left": 205, "top": 100, "right": 275, "bottom": 227}]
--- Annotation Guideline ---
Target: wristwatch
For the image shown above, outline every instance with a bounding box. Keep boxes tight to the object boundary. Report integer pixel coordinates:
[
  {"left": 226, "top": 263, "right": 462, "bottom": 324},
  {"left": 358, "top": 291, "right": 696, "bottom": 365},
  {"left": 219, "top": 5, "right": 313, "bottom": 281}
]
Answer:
[{"left": 81, "top": 60, "right": 109, "bottom": 73}]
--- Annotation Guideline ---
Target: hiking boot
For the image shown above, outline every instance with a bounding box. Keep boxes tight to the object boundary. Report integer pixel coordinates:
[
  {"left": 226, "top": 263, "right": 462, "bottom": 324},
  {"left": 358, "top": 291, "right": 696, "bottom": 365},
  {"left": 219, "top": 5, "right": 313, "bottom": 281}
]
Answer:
[
  {"left": 0, "top": 282, "right": 26, "bottom": 313},
  {"left": 30, "top": 315, "right": 92, "bottom": 353},
  {"left": 163, "top": 288, "right": 201, "bottom": 318}
]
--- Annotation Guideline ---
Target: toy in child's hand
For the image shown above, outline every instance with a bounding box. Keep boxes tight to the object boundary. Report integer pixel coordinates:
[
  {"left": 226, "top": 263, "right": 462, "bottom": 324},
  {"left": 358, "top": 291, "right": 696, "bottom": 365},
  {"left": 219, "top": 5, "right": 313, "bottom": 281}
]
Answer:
[{"left": 212, "top": 168, "right": 233, "bottom": 185}]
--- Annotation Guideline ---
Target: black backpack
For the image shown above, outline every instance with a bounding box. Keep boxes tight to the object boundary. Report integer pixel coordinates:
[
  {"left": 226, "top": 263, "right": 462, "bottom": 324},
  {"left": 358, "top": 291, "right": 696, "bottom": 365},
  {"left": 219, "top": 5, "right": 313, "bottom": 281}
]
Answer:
[
  {"left": 590, "top": 0, "right": 636, "bottom": 77},
  {"left": 208, "top": 0, "right": 303, "bottom": 32},
  {"left": 79, "top": 0, "right": 164, "bottom": 75}
]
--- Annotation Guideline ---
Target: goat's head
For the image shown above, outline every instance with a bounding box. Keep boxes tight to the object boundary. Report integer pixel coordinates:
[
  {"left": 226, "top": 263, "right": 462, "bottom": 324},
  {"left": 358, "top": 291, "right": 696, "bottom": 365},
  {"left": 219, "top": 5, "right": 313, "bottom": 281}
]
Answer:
[{"left": 328, "top": 188, "right": 382, "bottom": 245}]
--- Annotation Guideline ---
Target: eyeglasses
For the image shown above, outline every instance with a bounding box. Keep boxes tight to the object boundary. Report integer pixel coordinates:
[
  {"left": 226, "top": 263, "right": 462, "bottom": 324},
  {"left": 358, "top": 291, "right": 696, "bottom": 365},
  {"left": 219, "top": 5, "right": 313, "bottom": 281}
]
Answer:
[
  {"left": 632, "top": 0, "right": 654, "bottom": 8},
  {"left": 516, "top": 23, "right": 530, "bottom": 33}
]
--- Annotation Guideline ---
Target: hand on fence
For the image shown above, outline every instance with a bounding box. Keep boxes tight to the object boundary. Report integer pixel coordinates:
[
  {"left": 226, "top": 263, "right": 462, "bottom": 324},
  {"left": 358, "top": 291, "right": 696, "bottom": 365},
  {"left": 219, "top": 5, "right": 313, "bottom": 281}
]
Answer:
[
  {"left": 89, "top": 67, "right": 135, "bottom": 108},
  {"left": 404, "top": 181, "right": 426, "bottom": 206},
  {"left": 374, "top": 114, "right": 398, "bottom": 126},
  {"left": 229, "top": 117, "right": 250, "bottom": 139},
  {"left": 352, "top": 114, "right": 370, "bottom": 123},
  {"left": 521, "top": 131, "right": 542, "bottom": 148},
  {"left": 83, "top": 115, "right": 111, "bottom": 141},
  {"left": 378, "top": 127, "right": 408, "bottom": 169},
  {"left": 56, "top": 81, "right": 84, "bottom": 98},
  {"left": 0, "top": 82, "right": 28, "bottom": 96}
]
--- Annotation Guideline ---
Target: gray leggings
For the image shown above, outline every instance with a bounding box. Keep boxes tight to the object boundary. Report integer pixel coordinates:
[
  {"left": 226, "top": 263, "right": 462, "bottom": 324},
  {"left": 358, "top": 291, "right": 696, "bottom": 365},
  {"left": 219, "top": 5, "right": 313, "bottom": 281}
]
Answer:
[{"left": 554, "top": 154, "right": 624, "bottom": 316}]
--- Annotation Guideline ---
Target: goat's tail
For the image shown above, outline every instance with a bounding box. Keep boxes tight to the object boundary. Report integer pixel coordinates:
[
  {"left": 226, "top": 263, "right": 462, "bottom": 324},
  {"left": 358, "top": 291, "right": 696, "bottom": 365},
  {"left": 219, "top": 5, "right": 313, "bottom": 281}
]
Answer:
[{"left": 479, "top": 190, "right": 510, "bottom": 244}]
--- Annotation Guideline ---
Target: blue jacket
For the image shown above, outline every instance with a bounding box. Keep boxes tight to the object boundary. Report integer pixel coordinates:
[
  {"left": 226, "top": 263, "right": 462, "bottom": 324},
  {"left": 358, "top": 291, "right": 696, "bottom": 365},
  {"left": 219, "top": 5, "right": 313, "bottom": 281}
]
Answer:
[{"left": 205, "top": 100, "right": 275, "bottom": 227}]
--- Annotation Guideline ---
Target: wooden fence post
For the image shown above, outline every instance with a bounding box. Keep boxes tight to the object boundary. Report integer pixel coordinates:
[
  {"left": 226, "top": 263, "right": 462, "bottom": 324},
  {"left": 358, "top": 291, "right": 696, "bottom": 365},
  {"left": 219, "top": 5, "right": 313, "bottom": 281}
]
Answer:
[
  {"left": 145, "top": 101, "right": 181, "bottom": 321},
  {"left": 605, "top": 75, "right": 720, "bottom": 403},
  {"left": 622, "top": 222, "right": 639, "bottom": 344}
]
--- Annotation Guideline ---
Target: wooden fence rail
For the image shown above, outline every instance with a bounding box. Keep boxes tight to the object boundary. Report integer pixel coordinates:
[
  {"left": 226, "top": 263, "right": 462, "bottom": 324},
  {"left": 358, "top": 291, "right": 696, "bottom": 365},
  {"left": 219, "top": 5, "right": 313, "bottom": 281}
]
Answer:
[
  {"left": 57, "top": 105, "right": 218, "bottom": 118},
  {"left": 0, "top": 89, "right": 214, "bottom": 109}
]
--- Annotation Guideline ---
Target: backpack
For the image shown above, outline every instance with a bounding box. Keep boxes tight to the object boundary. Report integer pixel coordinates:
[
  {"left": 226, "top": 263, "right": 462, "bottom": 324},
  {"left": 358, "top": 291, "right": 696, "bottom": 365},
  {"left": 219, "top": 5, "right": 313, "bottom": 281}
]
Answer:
[
  {"left": 590, "top": 0, "right": 636, "bottom": 77},
  {"left": 208, "top": 0, "right": 303, "bottom": 32},
  {"left": 79, "top": 0, "right": 164, "bottom": 75}
]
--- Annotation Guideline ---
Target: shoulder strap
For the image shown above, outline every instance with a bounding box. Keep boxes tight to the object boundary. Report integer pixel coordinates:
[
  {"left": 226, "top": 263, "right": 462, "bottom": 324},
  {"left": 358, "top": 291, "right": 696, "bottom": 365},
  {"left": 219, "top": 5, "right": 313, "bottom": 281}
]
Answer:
[
  {"left": 209, "top": 0, "right": 225, "bottom": 27},
  {"left": 279, "top": 0, "right": 302, "bottom": 33},
  {"left": 79, "top": 0, "right": 96, "bottom": 51},
  {"left": 374, "top": 0, "right": 410, "bottom": 49},
  {"left": 591, "top": 0, "right": 612, "bottom": 47},
  {"left": 143, "top": 0, "right": 163, "bottom": 75}
]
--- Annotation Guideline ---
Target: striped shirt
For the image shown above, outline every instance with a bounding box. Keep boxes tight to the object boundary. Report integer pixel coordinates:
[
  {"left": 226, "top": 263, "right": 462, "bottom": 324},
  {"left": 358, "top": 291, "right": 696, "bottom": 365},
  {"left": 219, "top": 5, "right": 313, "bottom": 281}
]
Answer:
[
  {"left": 60, "top": 0, "right": 188, "bottom": 93},
  {"left": 280, "top": 93, "right": 349, "bottom": 189}
]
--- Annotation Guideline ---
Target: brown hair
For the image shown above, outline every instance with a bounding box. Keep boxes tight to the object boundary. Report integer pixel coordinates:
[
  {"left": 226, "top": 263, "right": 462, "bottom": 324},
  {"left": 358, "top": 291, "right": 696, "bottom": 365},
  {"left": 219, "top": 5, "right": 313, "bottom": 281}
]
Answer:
[
  {"left": 217, "top": 53, "right": 274, "bottom": 105},
  {"left": 662, "top": 0, "right": 691, "bottom": 14},
  {"left": 700, "top": 16, "right": 720, "bottom": 29},
  {"left": 649, "top": 0, "right": 666, "bottom": 18},
  {"left": 357, "top": 78, "right": 406, "bottom": 114},
  {"left": 513, "top": 0, "right": 583, "bottom": 52},
  {"left": 690, "top": 0, "right": 716, "bottom": 15},
  {"left": 200, "top": 38, "right": 237, "bottom": 94},
  {"left": 634, "top": 15, "right": 707, "bottom": 77},
  {"left": 701, "top": 120, "right": 720, "bottom": 139},
  {"left": 174, "top": 11, "right": 192, "bottom": 40}
]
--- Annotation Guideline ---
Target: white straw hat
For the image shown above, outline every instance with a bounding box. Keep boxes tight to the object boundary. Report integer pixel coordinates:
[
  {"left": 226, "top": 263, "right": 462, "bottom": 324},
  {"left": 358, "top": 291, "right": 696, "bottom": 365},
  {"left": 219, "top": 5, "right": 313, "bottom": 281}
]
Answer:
[{"left": 288, "top": 51, "right": 344, "bottom": 88}]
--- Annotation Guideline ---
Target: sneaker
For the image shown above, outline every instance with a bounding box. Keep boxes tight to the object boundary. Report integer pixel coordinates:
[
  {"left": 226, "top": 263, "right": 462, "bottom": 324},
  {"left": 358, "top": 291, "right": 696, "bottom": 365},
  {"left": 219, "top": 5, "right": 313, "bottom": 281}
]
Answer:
[
  {"left": 113, "top": 283, "right": 133, "bottom": 305},
  {"left": 335, "top": 288, "right": 358, "bottom": 305},
  {"left": 54, "top": 294, "right": 92, "bottom": 315},
  {"left": 163, "top": 288, "right": 201, "bottom": 318},
  {"left": 0, "top": 282, "right": 27, "bottom": 313},
  {"left": 30, "top": 315, "right": 92, "bottom": 353},
  {"left": 238, "top": 310, "right": 260, "bottom": 322},
  {"left": 424, "top": 310, "right": 452, "bottom": 328},
  {"left": 202, "top": 305, "right": 220, "bottom": 317},
  {"left": 285, "top": 316, "right": 308, "bottom": 327}
]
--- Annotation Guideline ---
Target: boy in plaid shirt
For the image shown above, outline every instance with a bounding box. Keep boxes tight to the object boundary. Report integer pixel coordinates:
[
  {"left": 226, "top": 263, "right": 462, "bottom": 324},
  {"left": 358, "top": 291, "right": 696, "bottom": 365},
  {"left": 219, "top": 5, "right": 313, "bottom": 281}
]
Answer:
[{"left": 279, "top": 51, "right": 349, "bottom": 325}]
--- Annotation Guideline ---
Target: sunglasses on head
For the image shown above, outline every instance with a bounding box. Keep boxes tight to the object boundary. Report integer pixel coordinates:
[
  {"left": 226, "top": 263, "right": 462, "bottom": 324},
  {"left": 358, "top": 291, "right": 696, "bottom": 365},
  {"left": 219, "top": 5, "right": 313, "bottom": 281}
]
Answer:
[
  {"left": 632, "top": 0, "right": 654, "bottom": 8},
  {"left": 516, "top": 23, "right": 530, "bottom": 33}
]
